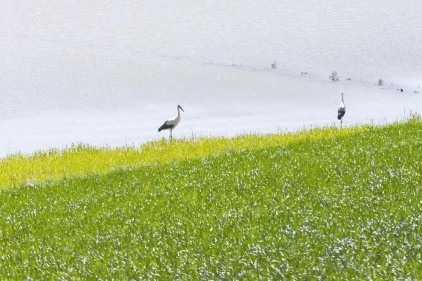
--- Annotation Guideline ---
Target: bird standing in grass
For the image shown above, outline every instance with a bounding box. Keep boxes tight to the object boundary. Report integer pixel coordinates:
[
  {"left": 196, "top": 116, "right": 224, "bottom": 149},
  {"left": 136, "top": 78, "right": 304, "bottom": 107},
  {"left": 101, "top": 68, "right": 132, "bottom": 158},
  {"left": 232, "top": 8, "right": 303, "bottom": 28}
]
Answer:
[
  {"left": 158, "top": 105, "right": 184, "bottom": 139},
  {"left": 337, "top": 92, "right": 346, "bottom": 128}
]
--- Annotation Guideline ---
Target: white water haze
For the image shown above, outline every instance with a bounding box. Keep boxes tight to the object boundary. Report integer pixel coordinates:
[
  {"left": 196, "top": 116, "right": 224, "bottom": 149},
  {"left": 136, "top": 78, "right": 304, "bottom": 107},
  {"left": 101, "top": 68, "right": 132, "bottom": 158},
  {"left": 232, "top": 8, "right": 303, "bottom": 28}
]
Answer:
[{"left": 0, "top": 1, "right": 421, "bottom": 156}]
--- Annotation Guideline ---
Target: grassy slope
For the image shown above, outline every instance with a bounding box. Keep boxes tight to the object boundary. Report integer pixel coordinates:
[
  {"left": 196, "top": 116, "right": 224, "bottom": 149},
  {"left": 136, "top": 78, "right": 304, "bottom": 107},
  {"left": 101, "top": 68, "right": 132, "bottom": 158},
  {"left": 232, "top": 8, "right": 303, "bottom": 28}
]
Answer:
[
  {"left": 0, "top": 117, "right": 421, "bottom": 279},
  {"left": 0, "top": 125, "right": 370, "bottom": 189}
]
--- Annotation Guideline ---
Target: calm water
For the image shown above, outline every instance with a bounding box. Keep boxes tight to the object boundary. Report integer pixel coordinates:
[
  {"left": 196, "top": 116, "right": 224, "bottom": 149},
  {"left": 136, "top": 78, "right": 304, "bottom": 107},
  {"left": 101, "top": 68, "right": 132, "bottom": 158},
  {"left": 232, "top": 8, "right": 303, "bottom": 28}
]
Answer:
[{"left": 0, "top": 1, "right": 420, "bottom": 155}]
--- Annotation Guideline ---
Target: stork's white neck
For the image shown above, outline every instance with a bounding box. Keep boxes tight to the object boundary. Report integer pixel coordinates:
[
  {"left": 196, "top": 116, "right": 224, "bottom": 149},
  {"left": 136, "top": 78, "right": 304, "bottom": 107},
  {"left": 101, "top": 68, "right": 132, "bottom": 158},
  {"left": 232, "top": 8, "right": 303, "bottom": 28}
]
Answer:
[{"left": 175, "top": 107, "right": 181, "bottom": 122}]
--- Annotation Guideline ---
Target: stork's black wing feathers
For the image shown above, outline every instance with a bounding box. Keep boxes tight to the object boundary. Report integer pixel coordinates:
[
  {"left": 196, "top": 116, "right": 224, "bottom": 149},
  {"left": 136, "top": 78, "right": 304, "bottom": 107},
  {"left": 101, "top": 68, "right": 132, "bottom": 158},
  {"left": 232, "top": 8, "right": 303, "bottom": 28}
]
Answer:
[
  {"left": 158, "top": 121, "right": 175, "bottom": 132},
  {"left": 337, "top": 107, "right": 346, "bottom": 120}
]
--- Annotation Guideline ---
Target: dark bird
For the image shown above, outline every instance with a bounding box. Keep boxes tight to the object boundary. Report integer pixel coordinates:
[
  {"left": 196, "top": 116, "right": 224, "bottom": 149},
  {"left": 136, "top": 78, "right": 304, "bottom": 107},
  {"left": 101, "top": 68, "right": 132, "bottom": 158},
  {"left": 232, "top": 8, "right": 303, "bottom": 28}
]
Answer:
[
  {"left": 158, "top": 105, "right": 184, "bottom": 139},
  {"left": 337, "top": 92, "right": 346, "bottom": 128}
]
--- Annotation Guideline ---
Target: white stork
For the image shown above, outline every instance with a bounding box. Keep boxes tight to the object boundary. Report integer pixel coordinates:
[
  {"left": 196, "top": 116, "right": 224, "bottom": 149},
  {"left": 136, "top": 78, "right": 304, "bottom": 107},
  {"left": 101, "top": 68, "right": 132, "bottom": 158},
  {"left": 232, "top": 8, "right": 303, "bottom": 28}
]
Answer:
[
  {"left": 337, "top": 92, "right": 346, "bottom": 127},
  {"left": 158, "top": 105, "right": 184, "bottom": 139}
]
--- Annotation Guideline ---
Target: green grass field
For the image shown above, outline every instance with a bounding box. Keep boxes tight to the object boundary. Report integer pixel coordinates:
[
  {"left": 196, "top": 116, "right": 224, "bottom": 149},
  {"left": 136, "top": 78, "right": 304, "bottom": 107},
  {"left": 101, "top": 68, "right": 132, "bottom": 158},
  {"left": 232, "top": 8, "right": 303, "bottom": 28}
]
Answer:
[{"left": 0, "top": 116, "right": 421, "bottom": 279}]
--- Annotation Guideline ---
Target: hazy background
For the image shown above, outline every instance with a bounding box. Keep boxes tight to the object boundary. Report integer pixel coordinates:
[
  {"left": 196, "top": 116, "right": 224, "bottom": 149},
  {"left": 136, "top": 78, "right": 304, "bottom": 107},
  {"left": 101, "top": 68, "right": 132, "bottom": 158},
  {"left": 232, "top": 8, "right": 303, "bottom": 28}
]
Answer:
[{"left": 0, "top": 1, "right": 421, "bottom": 156}]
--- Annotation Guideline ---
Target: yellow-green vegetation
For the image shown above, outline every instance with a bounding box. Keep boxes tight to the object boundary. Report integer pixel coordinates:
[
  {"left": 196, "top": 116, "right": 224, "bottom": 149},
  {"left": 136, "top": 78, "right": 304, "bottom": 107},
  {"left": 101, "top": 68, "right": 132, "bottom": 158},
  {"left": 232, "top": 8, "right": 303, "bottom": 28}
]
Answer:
[
  {"left": 0, "top": 116, "right": 421, "bottom": 279},
  {"left": 1, "top": 125, "right": 369, "bottom": 189}
]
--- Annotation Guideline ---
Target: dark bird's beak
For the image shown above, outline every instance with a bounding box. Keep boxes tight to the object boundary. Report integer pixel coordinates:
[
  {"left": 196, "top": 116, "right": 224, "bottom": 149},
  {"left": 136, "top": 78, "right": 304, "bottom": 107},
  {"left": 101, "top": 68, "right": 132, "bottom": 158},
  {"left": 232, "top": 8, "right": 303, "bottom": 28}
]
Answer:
[{"left": 179, "top": 105, "right": 185, "bottom": 112}]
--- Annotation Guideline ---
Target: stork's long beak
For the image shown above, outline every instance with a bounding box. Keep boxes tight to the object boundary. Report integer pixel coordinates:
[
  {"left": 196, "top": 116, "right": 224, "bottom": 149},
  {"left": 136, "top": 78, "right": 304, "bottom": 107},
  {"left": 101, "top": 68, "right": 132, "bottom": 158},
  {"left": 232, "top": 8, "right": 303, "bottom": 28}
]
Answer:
[{"left": 179, "top": 106, "right": 185, "bottom": 112}]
